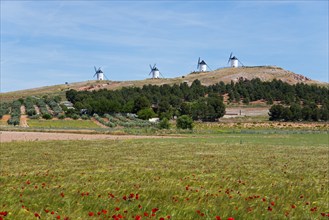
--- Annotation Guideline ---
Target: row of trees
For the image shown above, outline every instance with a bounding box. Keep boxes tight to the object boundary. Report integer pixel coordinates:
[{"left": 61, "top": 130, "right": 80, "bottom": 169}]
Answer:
[
  {"left": 66, "top": 79, "right": 226, "bottom": 121},
  {"left": 66, "top": 78, "right": 329, "bottom": 122},
  {"left": 269, "top": 103, "right": 329, "bottom": 122}
]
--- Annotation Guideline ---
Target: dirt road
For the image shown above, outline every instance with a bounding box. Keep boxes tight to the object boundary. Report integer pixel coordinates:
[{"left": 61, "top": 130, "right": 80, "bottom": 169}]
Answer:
[{"left": 0, "top": 131, "right": 173, "bottom": 143}]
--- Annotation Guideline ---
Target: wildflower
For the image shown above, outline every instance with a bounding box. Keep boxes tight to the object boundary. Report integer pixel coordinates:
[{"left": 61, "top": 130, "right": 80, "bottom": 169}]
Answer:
[
  {"left": 88, "top": 212, "right": 94, "bottom": 216},
  {"left": 215, "top": 216, "right": 221, "bottom": 220},
  {"left": 135, "top": 215, "right": 142, "bottom": 220}
]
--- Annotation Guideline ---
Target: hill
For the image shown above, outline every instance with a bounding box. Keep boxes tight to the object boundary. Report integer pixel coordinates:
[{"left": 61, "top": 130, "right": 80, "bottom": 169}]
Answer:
[{"left": 1, "top": 66, "right": 327, "bottom": 102}]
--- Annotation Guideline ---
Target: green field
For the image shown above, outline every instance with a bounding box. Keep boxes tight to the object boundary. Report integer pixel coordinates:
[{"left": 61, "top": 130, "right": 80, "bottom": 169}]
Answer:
[
  {"left": 1, "top": 132, "right": 328, "bottom": 219},
  {"left": 27, "top": 119, "right": 101, "bottom": 129}
]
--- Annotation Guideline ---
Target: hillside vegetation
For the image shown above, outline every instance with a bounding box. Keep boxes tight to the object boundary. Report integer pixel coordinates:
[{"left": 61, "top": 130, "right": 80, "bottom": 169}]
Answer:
[{"left": 1, "top": 66, "right": 327, "bottom": 102}]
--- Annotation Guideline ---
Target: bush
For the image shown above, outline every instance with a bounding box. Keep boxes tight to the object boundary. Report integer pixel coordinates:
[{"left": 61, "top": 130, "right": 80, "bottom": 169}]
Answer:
[
  {"left": 176, "top": 115, "right": 193, "bottom": 130},
  {"left": 58, "top": 114, "right": 66, "bottom": 119},
  {"left": 42, "top": 113, "right": 53, "bottom": 120},
  {"left": 137, "top": 108, "right": 156, "bottom": 120},
  {"left": 7, "top": 117, "right": 20, "bottom": 126},
  {"left": 71, "top": 114, "right": 80, "bottom": 120},
  {"left": 158, "top": 118, "right": 170, "bottom": 129},
  {"left": 29, "top": 114, "right": 40, "bottom": 119},
  {"left": 81, "top": 114, "right": 90, "bottom": 120}
]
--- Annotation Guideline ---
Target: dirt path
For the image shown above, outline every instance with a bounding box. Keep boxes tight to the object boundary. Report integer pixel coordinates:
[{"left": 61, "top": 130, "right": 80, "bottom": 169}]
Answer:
[
  {"left": 0, "top": 131, "right": 175, "bottom": 143},
  {"left": 34, "top": 105, "right": 40, "bottom": 114},
  {"left": 91, "top": 117, "right": 108, "bottom": 128},
  {"left": 20, "top": 115, "right": 29, "bottom": 127},
  {"left": 20, "top": 105, "right": 26, "bottom": 115}
]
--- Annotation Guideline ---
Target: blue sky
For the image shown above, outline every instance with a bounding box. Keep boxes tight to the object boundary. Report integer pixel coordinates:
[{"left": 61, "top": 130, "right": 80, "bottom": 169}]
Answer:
[{"left": 1, "top": 1, "right": 328, "bottom": 92}]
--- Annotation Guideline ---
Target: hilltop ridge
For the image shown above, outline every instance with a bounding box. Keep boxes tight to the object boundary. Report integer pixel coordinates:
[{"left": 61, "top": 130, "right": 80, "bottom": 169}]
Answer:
[{"left": 1, "top": 66, "right": 327, "bottom": 102}]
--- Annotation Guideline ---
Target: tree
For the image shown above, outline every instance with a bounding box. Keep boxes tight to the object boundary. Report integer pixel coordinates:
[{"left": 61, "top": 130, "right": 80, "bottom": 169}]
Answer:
[
  {"left": 137, "top": 108, "right": 156, "bottom": 120},
  {"left": 269, "top": 104, "right": 285, "bottom": 121},
  {"left": 176, "top": 115, "right": 193, "bottom": 130},
  {"left": 133, "top": 96, "right": 151, "bottom": 113}
]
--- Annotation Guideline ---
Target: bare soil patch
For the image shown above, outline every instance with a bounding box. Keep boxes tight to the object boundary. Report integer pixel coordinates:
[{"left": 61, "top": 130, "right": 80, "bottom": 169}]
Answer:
[
  {"left": 0, "top": 131, "right": 174, "bottom": 143},
  {"left": 20, "top": 105, "right": 26, "bottom": 115},
  {"left": 20, "top": 115, "right": 29, "bottom": 127}
]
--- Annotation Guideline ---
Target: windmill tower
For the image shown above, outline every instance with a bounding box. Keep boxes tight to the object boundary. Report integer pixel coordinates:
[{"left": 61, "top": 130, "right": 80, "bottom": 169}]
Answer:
[
  {"left": 197, "top": 57, "right": 211, "bottom": 72},
  {"left": 227, "top": 53, "right": 244, "bottom": 68},
  {"left": 94, "top": 66, "right": 104, "bottom": 80},
  {"left": 149, "top": 64, "right": 163, "bottom": 79}
]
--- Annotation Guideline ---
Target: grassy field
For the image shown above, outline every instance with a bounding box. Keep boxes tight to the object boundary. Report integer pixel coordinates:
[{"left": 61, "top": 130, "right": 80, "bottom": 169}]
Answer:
[
  {"left": 1, "top": 132, "right": 328, "bottom": 219},
  {"left": 27, "top": 119, "right": 101, "bottom": 129}
]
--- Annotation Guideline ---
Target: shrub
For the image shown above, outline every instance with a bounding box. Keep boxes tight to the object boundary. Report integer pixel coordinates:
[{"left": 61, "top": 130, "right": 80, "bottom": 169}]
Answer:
[
  {"left": 158, "top": 118, "right": 170, "bottom": 129},
  {"left": 29, "top": 114, "right": 40, "bottom": 119},
  {"left": 58, "top": 114, "right": 66, "bottom": 119},
  {"left": 81, "top": 114, "right": 89, "bottom": 120},
  {"left": 42, "top": 113, "right": 53, "bottom": 120},
  {"left": 176, "top": 115, "right": 193, "bottom": 130},
  {"left": 71, "top": 114, "right": 80, "bottom": 120}
]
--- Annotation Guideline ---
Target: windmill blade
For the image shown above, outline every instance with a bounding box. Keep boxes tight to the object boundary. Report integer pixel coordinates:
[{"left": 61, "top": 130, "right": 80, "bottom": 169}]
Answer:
[
  {"left": 94, "top": 66, "right": 97, "bottom": 72},
  {"left": 98, "top": 67, "right": 102, "bottom": 72},
  {"left": 197, "top": 57, "right": 201, "bottom": 69},
  {"left": 104, "top": 74, "right": 110, "bottom": 80},
  {"left": 227, "top": 52, "right": 233, "bottom": 64},
  {"left": 149, "top": 64, "right": 153, "bottom": 70},
  {"left": 93, "top": 72, "right": 97, "bottom": 77},
  {"left": 153, "top": 64, "right": 156, "bottom": 69},
  {"left": 237, "top": 58, "right": 244, "bottom": 67},
  {"left": 149, "top": 70, "right": 153, "bottom": 75},
  {"left": 159, "top": 71, "right": 164, "bottom": 78},
  {"left": 206, "top": 64, "right": 212, "bottom": 71}
]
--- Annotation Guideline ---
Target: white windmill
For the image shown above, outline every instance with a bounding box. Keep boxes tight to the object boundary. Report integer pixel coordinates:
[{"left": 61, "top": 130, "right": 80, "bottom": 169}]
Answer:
[
  {"left": 227, "top": 53, "right": 244, "bottom": 68},
  {"left": 93, "top": 66, "right": 105, "bottom": 80},
  {"left": 149, "top": 64, "right": 163, "bottom": 79},
  {"left": 197, "top": 57, "right": 211, "bottom": 72}
]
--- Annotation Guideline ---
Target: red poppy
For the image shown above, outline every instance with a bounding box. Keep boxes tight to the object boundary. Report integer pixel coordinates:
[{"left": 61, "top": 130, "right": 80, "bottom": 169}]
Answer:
[
  {"left": 227, "top": 218, "right": 234, "bottom": 220},
  {"left": 44, "top": 209, "right": 49, "bottom": 213},
  {"left": 135, "top": 215, "right": 142, "bottom": 220},
  {"left": 268, "top": 206, "right": 272, "bottom": 211},
  {"left": 88, "top": 212, "right": 94, "bottom": 216},
  {"left": 115, "top": 207, "right": 120, "bottom": 211},
  {"left": 291, "top": 204, "right": 296, "bottom": 209},
  {"left": 102, "top": 209, "right": 107, "bottom": 214},
  {"left": 144, "top": 212, "right": 149, "bottom": 217},
  {"left": 56, "top": 216, "right": 60, "bottom": 219},
  {"left": 60, "top": 192, "right": 65, "bottom": 197},
  {"left": 215, "top": 216, "right": 221, "bottom": 220},
  {"left": 152, "top": 208, "right": 159, "bottom": 213},
  {"left": 123, "top": 195, "right": 127, "bottom": 201},
  {"left": 34, "top": 213, "right": 40, "bottom": 218}
]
